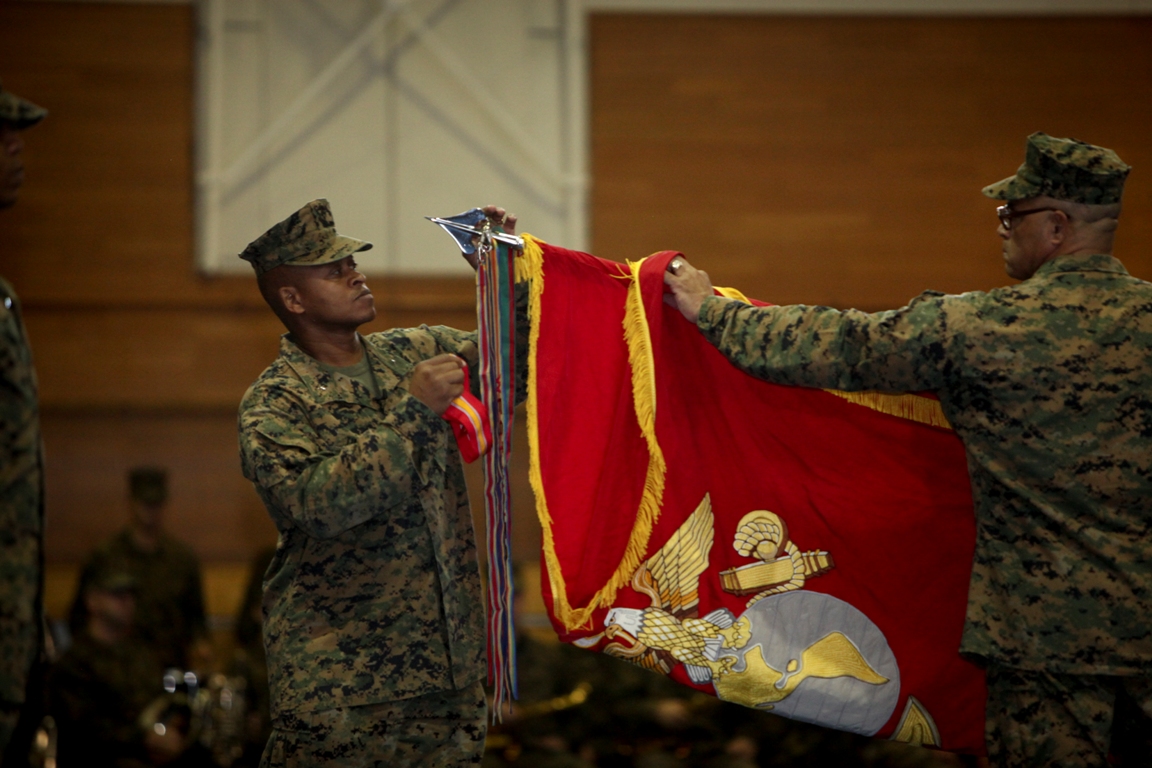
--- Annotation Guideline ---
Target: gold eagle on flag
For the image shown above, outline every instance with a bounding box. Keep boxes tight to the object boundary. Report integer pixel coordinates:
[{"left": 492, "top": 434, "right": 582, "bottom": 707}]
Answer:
[{"left": 604, "top": 494, "right": 749, "bottom": 682}]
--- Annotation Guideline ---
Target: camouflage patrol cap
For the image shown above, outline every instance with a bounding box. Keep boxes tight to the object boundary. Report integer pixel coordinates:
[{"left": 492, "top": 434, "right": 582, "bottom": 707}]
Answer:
[
  {"left": 982, "top": 132, "right": 1130, "bottom": 205},
  {"left": 239, "top": 198, "right": 372, "bottom": 275},
  {"left": 0, "top": 79, "right": 48, "bottom": 129},
  {"left": 129, "top": 466, "right": 168, "bottom": 506}
]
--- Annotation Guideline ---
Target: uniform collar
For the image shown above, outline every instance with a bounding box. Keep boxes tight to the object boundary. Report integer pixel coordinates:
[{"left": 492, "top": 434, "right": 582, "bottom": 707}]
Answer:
[
  {"left": 1033, "top": 253, "right": 1129, "bottom": 279},
  {"left": 277, "top": 333, "right": 404, "bottom": 404}
]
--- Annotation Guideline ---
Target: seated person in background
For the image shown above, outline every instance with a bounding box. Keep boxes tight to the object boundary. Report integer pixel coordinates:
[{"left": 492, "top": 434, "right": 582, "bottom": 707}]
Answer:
[
  {"left": 71, "top": 467, "right": 209, "bottom": 671},
  {"left": 50, "top": 567, "right": 162, "bottom": 767}
]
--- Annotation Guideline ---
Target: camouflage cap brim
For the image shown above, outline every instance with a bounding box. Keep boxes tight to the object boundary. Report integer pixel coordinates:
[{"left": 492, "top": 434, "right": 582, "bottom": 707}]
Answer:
[
  {"left": 282, "top": 234, "right": 373, "bottom": 268},
  {"left": 981, "top": 166, "right": 1043, "bottom": 201},
  {"left": 240, "top": 198, "right": 375, "bottom": 275},
  {"left": 0, "top": 84, "right": 47, "bottom": 129}
]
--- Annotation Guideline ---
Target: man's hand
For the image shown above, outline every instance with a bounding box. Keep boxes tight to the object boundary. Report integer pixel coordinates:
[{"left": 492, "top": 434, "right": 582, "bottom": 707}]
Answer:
[
  {"left": 461, "top": 205, "right": 519, "bottom": 270},
  {"left": 409, "top": 354, "right": 466, "bottom": 415},
  {"left": 482, "top": 204, "right": 517, "bottom": 236},
  {"left": 663, "top": 257, "right": 714, "bottom": 325}
]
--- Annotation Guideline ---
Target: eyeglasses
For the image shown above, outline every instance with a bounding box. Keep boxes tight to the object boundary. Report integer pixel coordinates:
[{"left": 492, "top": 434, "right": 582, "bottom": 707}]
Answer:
[{"left": 996, "top": 205, "right": 1060, "bottom": 231}]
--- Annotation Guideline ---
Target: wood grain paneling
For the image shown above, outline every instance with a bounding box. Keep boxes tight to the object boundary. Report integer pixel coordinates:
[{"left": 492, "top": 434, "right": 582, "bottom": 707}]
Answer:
[
  {"left": 22, "top": 305, "right": 478, "bottom": 410},
  {"left": 40, "top": 412, "right": 275, "bottom": 563},
  {"left": 590, "top": 15, "right": 1152, "bottom": 310},
  {"left": 0, "top": 1, "right": 523, "bottom": 575},
  {"left": 38, "top": 405, "right": 539, "bottom": 571}
]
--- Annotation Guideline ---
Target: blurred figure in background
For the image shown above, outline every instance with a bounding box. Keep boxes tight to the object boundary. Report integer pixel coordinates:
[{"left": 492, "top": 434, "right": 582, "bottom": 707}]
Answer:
[
  {"left": 71, "top": 467, "right": 209, "bottom": 671},
  {"left": 0, "top": 77, "right": 49, "bottom": 766},
  {"left": 49, "top": 567, "right": 161, "bottom": 767}
]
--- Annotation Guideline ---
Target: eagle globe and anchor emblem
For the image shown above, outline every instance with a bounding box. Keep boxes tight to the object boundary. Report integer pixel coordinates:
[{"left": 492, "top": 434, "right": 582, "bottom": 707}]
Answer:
[{"left": 580, "top": 494, "right": 940, "bottom": 744}]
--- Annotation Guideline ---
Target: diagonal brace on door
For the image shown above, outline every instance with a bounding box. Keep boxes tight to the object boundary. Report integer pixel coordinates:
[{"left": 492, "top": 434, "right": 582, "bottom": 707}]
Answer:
[{"left": 204, "top": 0, "right": 567, "bottom": 197}]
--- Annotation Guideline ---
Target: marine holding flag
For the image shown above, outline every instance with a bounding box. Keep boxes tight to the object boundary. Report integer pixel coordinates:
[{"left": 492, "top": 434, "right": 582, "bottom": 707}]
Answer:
[
  {"left": 664, "top": 133, "right": 1152, "bottom": 766},
  {"left": 236, "top": 200, "right": 526, "bottom": 767}
]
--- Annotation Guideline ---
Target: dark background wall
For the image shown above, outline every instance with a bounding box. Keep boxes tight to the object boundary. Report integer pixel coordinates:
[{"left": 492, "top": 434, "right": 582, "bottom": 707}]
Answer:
[
  {"left": 2, "top": 3, "right": 1149, "bottom": 623},
  {"left": 589, "top": 14, "right": 1152, "bottom": 306}
]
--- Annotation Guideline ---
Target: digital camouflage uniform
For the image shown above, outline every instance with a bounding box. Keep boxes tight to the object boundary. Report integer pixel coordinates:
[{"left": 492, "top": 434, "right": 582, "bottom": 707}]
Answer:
[
  {"left": 693, "top": 134, "right": 1152, "bottom": 766},
  {"left": 69, "top": 468, "right": 207, "bottom": 671},
  {"left": 0, "top": 80, "right": 47, "bottom": 761},
  {"left": 237, "top": 200, "right": 527, "bottom": 767},
  {"left": 49, "top": 633, "right": 159, "bottom": 767},
  {"left": 0, "top": 275, "right": 45, "bottom": 759}
]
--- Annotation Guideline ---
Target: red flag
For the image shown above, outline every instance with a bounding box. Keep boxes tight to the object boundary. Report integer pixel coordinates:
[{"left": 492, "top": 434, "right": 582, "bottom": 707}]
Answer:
[{"left": 521, "top": 237, "right": 986, "bottom": 753}]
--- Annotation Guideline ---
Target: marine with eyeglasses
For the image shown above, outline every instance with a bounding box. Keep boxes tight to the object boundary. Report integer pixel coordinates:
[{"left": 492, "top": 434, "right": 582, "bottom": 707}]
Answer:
[{"left": 662, "top": 132, "right": 1152, "bottom": 767}]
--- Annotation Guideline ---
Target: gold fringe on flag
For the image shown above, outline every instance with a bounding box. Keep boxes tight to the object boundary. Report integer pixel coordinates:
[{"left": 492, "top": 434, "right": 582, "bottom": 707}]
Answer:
[
  {"left": 823, "top": 390, "right": 953, "bottom": 430},
  {"left": 523, "top": 241, "right": 669, "bottom": 631},
  {"left": 712, "top": 284, "right": 953, "bottom": 432},
  {"left": 519, "top": 234, "right": 574, "bottom": 626},
  {"left": 610, "top": 257, "right": 669, "bottom": 610},
  {"left": 715, "top": 286, "right": 752, "bottom": 303}
]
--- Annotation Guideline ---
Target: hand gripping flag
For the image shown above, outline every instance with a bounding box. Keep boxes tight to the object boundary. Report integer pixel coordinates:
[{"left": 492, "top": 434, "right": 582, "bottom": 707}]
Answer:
[{"left": 519, "top": 236, "right": 987, "bottom": 754}]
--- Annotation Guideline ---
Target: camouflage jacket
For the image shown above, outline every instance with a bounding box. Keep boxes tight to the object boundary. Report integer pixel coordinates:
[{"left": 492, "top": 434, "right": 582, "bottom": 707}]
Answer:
[
  {"left": 0, "top": 276, "right": 44, "bottom": 705},
  {"left": 697, "top": 254, "right": 1152, "bottom": 674},
  {"left": 239, "top": 298, "right": 527, "bottom": 716},
  {"left": 72, "top": 529, "right": 207, "bottom": 670}
]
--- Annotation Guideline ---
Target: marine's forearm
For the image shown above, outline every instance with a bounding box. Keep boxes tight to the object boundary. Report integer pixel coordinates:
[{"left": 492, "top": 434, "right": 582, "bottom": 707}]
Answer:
[
  {"left": 243, "top": 394, "right": 444, "bottom": 539},
  {"left": 697, "top": 296, "right": 864, "bottom": 389},
  {"left": 696, "top": 294, "right": 947, "bottom": 393}
]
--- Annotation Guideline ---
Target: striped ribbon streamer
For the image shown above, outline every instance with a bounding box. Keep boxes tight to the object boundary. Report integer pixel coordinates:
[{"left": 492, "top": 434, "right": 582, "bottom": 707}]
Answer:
[
  {"left": 476, "top": 235, "right": 518, "bottom": 721},
  {"left": 442, "top": 365, "right": 492, "bottom": 464}
]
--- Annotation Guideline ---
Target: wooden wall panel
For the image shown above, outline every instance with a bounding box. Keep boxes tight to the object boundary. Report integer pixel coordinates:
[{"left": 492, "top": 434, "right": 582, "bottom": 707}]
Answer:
[
  {"left": 40, "top": 412, "right": 274, "bottom": 563},
  {"left": 36, "top": 406, "right": 539, "bottom": 622},
  {"left": 0, "top": 2, "right": 207, "bottom": 305},
  {"left": 0, "top": 0, "right": 536, "bottom": 591},
  {"left": 22, "top": 306, "right": 479, "bottom": 410},
  {"left": 590, "top": 15, "right": 1152, "bottom": 310}
]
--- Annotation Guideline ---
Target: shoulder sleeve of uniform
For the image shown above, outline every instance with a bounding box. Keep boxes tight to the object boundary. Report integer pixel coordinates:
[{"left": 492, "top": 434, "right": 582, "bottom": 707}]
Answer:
[
  {"left": 697, "top": 290, "right": 957, "bottom": 393},
  {"left": 421, "top": 325, "right": 479, "bottom": 365},
  {"left": 364, "top": 282, "right": 528, "bottom": 400},
  {"left": 365, "top": 326, "right": 477, "bottom": 364}
]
